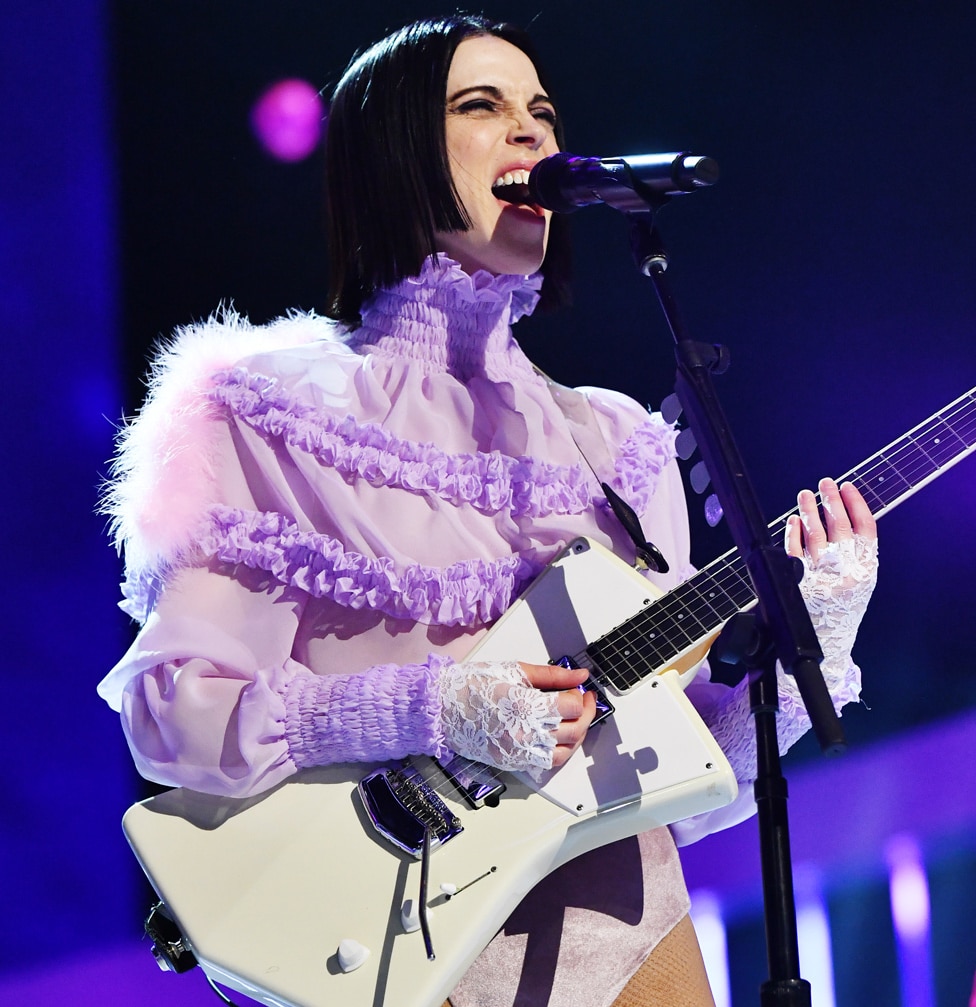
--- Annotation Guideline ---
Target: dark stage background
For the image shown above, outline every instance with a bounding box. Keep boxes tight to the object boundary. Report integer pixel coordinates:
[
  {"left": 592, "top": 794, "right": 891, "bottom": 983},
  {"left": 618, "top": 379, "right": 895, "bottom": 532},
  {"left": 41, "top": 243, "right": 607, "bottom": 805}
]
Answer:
[{"left": 3, "top": 1, "right": 975, "bottom": 1004}]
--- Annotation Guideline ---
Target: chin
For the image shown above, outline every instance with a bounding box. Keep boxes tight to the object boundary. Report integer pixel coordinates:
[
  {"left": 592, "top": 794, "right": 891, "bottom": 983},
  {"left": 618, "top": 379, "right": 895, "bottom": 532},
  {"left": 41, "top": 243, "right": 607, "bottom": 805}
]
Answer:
[
  {"left": 474, "top": 237, "right": 550, "bottom": 277},
  {"left": 438, "top": 209, "right": 551, "bottom": 276}
]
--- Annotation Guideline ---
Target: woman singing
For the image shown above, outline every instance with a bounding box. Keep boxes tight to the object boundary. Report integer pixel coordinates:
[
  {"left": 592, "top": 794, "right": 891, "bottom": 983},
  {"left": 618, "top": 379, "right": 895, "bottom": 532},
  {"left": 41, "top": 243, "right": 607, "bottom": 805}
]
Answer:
[{"left": 100, "top": 15, "right": 878, "bottom": 1006}]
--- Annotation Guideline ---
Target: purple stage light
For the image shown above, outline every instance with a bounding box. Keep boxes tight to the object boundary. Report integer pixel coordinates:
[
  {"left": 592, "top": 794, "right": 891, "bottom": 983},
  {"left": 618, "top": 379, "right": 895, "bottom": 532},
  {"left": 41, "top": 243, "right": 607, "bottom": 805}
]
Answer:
[
  {"left": 887, "top": 835, "right": 930, "bottom": 941},
  {"left": 886, "top": 835, "right": 935, "bottom": 1007},
  {"left": 251, "top": 79, "right": 323, "bottom": 162}
]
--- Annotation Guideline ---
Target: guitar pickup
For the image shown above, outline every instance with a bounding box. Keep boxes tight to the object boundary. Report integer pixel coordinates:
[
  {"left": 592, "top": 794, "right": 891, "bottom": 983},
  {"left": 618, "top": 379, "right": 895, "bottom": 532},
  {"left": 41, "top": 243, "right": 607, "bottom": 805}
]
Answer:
[
  {"left": 553, "top": 656, "right": 615, "bottom": 727},
  {"left": 435, "top": 753, "right": 507, "bottom": 809}
]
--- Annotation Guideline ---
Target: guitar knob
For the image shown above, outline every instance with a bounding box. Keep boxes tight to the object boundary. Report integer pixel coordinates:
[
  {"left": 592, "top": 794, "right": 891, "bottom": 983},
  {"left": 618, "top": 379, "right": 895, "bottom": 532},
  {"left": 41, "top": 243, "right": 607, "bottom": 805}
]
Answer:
[
  {"left": 400, "top": 899, "right": 421, "bottom": 933},
  {"left": 337, "top": 938, "right": 370, "bottom": 973}
]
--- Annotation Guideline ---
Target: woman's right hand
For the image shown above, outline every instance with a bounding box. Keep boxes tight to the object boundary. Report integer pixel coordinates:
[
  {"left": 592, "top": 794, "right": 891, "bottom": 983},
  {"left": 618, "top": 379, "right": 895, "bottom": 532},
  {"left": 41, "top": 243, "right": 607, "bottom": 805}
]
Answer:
[
  {"left": 438, "top": 660, "right": 597, "bottom": 774},
  {"left": 520, "top": 662, "right": 597, "bottom": 767}
]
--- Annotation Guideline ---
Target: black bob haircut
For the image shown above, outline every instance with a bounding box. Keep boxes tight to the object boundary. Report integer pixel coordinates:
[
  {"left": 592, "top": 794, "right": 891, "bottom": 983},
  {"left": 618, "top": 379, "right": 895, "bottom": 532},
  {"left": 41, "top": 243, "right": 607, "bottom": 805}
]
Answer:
[{"left": 324, "top": 14, "right": 572, "bottom": 323}]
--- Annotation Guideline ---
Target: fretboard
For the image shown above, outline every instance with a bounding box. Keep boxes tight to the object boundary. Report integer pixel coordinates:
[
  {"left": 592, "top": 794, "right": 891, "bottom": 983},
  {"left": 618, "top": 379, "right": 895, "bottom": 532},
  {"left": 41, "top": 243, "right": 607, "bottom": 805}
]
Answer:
[{"left": 587, "top": 386, "right": 976, "bottom": 690}]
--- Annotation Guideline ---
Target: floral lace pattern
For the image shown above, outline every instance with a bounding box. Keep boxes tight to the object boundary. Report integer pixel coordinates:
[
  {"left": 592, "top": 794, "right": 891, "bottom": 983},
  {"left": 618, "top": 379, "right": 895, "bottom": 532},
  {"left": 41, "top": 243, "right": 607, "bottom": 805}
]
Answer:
[
  {"left": 705, "top": 533, "right": 878, "bottom": 783},
  {"left": 439, "top": 661, "right": 561, "bottom": 772},
  {"left": 796, "top": 534, "right": 879, "bottom": 669}
]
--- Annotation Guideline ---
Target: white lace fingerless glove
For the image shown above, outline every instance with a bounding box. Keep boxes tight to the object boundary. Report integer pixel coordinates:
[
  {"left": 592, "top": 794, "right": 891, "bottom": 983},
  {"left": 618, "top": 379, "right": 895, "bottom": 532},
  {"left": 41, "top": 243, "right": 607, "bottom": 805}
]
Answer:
[
  {"left": 439, "top": 661, "right": 561, "bottom": 773},
  {"left": 796, "top": 534, "right": 878, "bottom": 667},
  {"left": 702, "top": 533, "right": 878, "bottom": 783}
]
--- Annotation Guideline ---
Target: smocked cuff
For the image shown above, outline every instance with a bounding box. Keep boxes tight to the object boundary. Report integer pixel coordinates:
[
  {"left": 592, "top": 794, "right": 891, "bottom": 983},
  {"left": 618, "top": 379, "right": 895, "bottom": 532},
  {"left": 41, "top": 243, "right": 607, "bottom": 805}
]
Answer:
[{"left": 282, "top": 654, "right": 452, "bottom": 768}]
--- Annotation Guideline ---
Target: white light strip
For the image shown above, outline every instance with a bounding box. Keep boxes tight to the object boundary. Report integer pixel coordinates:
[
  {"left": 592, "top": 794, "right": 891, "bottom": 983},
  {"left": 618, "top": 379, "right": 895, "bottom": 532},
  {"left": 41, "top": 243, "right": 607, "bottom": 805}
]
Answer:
[
  {"left": 794, "top": 865, "right": 836, "bottom": 1007},
  {"left": 689, "top": 889, "right": 730, "bottom": 1007}
]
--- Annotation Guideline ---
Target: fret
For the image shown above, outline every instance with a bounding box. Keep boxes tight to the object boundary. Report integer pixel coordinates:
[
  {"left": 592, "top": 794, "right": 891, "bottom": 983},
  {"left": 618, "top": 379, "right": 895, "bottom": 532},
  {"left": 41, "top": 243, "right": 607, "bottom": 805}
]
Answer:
[
  {"left": 590, "top": 630, "right": 673, "bottom": 690},
  {"left": 591, "top": 560, "right": 756, "bottom": 691},
  {"left": 590, "top": 618, "right": 682, "bottom": 690},
  {"left": 907, "top": 414, "right": 973, "bottom": 467},
  {"left": 846, "top": 454, "right": 914, "bottom": 512},
  {"left": 839, "top": 391, "right": 976, "bottom": 516},
  {"left": 582, "top": 387, "right": 976, "bottom": 694}
]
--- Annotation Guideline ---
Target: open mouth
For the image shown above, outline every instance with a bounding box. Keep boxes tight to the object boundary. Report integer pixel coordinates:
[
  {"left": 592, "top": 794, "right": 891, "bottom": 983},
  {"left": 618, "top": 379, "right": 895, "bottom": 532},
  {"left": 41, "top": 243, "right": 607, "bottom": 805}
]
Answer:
[{"left": 491, "top": 170, "right": 541, "bottom": 213}]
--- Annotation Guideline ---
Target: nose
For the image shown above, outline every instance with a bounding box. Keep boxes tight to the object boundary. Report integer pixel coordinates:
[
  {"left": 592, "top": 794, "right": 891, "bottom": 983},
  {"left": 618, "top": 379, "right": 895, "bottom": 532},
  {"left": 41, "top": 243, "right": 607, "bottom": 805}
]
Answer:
[{"left": 508, "top": 108, "right": 548, "bottom": 150}]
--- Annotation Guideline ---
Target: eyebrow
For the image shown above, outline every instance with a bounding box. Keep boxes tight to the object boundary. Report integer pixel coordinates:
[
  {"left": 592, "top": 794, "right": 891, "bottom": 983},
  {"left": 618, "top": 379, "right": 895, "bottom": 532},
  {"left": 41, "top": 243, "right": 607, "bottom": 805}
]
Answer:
[{"left": 446, "top": 84, "right": 554, "bottom": 106}]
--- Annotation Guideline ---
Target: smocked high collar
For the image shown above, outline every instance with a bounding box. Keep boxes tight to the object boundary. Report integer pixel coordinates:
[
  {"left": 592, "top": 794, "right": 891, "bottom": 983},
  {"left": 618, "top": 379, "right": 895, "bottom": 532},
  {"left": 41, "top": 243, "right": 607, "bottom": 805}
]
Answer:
[{"left": 346, "top": 255, "right": 544, "bottom": 382}]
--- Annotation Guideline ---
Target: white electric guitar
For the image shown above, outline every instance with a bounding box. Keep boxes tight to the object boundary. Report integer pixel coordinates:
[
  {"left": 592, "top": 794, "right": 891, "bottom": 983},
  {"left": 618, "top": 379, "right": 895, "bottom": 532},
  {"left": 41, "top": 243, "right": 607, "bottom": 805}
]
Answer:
[{"left": 122, "top": 387, "right": 976, "bottom": 1007}]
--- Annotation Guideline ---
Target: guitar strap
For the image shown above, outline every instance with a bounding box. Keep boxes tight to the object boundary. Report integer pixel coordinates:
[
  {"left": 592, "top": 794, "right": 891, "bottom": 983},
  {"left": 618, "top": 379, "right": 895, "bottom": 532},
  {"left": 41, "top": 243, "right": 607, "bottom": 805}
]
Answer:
[{"left": 534, "top": 366, "right": 671, "bottom": 574}]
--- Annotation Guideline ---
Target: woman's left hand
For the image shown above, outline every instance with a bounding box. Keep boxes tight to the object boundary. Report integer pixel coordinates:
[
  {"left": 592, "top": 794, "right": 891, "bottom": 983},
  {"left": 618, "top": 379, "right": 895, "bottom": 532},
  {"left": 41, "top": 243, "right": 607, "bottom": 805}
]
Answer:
[{"left": 785, "top": 478, "right": 879, "bottom": 667}]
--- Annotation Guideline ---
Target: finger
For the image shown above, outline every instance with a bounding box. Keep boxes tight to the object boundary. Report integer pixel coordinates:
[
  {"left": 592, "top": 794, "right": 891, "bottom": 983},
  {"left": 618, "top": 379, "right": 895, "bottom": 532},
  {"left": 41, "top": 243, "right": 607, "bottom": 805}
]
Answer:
[
  {"left": 554, "top": 686, "right": 584, "bottom": 721},
  {"left": 839, "top": 480, "right": 878, "bottom": 539},
  {"left": 796, "top": 487, "right": 826, "bottom": 563},
  {"left": 818, "top": 477, "right": 853, "bottom": 541},
  {"left": 519, "top": 662, "right": 589, "bottom": 691},
  {"left": 551, "top": 689, "right": 597, "bottom": 765},
  {"left": 785, "top": 513, "right": 804, "bottom": 558}
]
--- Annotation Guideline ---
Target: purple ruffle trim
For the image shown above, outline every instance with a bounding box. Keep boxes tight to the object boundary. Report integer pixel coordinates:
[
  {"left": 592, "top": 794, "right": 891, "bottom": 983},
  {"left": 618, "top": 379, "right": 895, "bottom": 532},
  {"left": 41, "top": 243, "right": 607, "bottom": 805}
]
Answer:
[
  {"left": 119, "top": 569, "right": 164, "bottom": 624},
  {"left": 398, "top": 254, "right": 543, "bottom": 323},
  {"left": 199, "top": 505, "right": 541, "bottom": 628},
  {"left": 282, "top": 654, "right": 451, "bottom": 768},
  {"left": 610, "top": 416, "right": 678, "bottom": 515},
  {"left": 210, "top": 368, "right": 594, "bottom": 516},
  {"left": 210, "top": 369, "right": 676, "bottom": 520}
]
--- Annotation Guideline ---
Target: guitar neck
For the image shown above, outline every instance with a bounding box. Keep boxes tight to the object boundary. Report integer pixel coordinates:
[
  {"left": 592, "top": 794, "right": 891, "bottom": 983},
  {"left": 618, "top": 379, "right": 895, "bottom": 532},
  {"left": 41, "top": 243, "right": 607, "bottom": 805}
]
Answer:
[{"left": 588, "top": 387, "right": 976, "bottom": 690}]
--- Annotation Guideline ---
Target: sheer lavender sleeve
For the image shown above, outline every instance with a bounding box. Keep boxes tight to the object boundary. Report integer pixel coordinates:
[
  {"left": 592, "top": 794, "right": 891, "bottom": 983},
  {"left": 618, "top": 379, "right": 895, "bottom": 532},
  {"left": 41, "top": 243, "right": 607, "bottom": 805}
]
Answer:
[
  {"left": 672, "top": 533, "right": 878, "bottom": 846},
  {"left": 105, "top": 563, "right": 449, "bottom": 798}
]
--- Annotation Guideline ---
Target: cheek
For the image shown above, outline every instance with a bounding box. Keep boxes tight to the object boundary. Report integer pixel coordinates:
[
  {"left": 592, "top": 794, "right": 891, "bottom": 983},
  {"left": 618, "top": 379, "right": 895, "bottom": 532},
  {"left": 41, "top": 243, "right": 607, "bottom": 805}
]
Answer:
[{"left": 445, "top": 124, "right": 487, "bottom": 181}]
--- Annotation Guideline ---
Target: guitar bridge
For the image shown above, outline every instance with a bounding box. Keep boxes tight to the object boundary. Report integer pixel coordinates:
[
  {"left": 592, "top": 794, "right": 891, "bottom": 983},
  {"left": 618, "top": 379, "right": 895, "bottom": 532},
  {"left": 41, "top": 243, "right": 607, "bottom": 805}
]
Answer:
[{"left": 358, "top": 762, "right": 463, "bottom": 858}]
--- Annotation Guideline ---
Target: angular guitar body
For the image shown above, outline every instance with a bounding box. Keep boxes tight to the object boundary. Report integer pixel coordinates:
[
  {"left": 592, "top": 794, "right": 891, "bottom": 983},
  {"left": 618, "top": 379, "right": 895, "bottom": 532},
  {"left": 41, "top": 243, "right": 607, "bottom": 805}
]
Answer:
[
  {"left": 123, "top": 537, "right": 737, "bottom": 1007},
  {"left": 122, "top": 384, "right": 976, "bottom": 1005}
]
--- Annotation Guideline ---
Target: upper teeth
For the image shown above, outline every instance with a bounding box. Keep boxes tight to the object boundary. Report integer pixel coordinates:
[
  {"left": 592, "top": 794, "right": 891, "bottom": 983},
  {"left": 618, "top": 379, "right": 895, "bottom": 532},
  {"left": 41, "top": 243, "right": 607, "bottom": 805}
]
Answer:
[{"left": 493, "top": 169, "right": 531, "bottom": 188}]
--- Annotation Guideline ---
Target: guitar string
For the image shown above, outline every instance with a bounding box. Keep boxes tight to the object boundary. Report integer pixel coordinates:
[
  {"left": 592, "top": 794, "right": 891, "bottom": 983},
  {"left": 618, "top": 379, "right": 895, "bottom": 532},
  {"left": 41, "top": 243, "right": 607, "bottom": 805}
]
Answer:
[
  {"left": 413, "top": 394, "right": 976, "bottom": 808},
  {"left": 549, "top": 399, "right": 976, "bottom": 753},
  {"left": 551, "top": 395, "right": 976, "bottom": 767},
  {"left": 417, "top": 394, "right": 976, "bottom": 804},
  {"left": 591, "top": 393, "right": 976, "bottom": 687}
]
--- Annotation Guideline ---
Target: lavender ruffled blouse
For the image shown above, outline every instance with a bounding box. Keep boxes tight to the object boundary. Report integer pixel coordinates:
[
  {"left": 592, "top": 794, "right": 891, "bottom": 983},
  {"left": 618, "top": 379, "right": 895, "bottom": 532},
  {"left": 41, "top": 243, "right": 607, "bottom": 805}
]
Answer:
[
  {"left": 98, "top": 255, "right": 862, "bottom": 1007},
  {"left": 98, "top": 255, "right": 689, "bottom": 800}
]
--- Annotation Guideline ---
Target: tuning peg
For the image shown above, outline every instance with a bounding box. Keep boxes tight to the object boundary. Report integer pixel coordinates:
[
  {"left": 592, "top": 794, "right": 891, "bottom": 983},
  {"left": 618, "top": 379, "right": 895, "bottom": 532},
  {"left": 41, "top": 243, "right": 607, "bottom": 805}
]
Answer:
[
  {"left": 690, "top": 461, "right": 711, "bottom": 495},
  {"left": 660, "top": 393, "right": 683, "bottom": 424},
  {"left": 704, "top": 494, "right": 724, "bottom": 527},
  {"left": 675, "top": 428, "right": 697, "bottom": 460}
]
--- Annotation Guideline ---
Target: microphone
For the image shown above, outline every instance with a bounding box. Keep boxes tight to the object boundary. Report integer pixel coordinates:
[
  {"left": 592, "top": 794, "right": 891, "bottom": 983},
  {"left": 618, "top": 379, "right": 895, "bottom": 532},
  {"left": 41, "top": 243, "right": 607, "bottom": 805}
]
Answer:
[{"left": 528, "top": 151, "right": 719, "bottom": 214}]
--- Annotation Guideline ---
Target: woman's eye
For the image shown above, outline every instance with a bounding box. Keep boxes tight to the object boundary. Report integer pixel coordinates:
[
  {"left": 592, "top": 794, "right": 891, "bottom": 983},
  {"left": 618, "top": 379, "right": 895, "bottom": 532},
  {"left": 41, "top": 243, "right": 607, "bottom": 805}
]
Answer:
[
  {"left": 457, "top": 99, "right": 496, "bottom": 113},
  {"left": 533, "top": 108, "right": 557, "bottom": 127}
]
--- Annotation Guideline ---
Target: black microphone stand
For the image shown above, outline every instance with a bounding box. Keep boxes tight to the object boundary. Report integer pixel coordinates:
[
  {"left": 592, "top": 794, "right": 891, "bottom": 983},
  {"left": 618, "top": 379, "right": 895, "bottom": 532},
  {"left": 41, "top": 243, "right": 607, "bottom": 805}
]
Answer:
[{"left": 626, "top": 204, "right": 845, "bottom": 1006}]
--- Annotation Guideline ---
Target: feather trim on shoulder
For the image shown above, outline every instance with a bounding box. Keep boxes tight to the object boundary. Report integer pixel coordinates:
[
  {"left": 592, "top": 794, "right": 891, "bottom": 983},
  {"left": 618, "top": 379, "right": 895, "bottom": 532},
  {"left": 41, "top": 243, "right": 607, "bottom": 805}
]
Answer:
[{"left": 100, "top": 305, "right": 341, "bottom": 581}]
